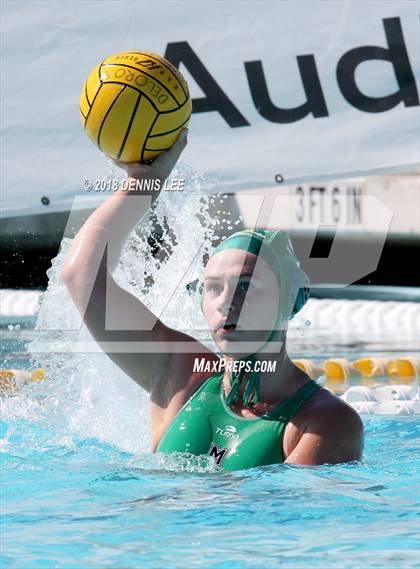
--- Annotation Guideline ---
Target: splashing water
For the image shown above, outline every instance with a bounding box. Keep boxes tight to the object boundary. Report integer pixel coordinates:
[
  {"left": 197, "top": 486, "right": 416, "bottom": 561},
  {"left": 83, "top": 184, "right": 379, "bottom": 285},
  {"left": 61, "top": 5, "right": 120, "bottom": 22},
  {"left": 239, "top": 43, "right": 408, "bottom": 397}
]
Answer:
[
  {"left": 16, "top": 162, "right": 227, "bottom": 459},
  {"left": 2, "top": 162, "right": 419, "bottom": 568}
]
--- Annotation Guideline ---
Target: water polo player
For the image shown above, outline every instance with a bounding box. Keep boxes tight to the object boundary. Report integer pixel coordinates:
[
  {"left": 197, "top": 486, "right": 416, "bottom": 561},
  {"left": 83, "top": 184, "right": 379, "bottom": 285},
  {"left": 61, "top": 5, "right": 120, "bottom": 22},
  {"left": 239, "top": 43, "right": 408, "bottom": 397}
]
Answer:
[{"left": 61, "top": 129, "right": 363, "bottom": 470}]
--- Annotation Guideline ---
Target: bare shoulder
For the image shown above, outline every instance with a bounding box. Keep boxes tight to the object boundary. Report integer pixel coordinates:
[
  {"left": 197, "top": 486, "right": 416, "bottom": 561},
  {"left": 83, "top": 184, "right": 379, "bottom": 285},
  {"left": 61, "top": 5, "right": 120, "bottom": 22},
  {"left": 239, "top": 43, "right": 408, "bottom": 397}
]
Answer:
[
  {"left": 305, "top": 386, "right": 364, "bottom": 430},
  {"left": 284, "top": 386, "right": 364, "bottom": 465}
]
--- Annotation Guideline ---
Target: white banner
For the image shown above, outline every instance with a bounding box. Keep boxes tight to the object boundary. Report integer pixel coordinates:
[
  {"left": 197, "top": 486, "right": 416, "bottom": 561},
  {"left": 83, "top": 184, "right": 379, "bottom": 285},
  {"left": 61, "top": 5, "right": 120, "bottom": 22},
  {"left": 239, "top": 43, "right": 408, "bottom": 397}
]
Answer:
[{"left": 1, "top": 0, "right": 419, "bottom": 217}]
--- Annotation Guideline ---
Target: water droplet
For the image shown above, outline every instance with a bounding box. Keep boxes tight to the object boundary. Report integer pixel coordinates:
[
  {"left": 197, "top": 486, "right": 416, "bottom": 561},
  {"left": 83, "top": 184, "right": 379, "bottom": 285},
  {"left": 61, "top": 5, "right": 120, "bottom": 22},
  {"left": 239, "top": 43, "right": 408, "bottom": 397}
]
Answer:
[
  {"left": 305, "top": 320, "right": 311, "bottom": 327},
  {"left": 7, "top": 324, "right": 13, "bottom": 331}
]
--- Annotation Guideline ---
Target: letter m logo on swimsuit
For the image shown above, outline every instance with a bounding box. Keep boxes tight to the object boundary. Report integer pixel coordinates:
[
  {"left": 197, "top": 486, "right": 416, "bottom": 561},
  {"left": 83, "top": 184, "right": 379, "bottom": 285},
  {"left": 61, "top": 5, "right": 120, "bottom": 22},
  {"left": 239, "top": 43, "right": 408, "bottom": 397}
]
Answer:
[{"left": 208, "top": 442, "right": 229, "bottom": 467}]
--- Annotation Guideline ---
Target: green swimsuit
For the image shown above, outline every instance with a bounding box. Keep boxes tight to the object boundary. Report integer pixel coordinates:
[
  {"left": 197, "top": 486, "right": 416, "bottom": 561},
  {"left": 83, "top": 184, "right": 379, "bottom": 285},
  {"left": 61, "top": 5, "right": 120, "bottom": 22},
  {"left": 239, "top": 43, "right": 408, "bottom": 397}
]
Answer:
[{"left": 156, "top": 373, "right": 321, "bottom": 471}]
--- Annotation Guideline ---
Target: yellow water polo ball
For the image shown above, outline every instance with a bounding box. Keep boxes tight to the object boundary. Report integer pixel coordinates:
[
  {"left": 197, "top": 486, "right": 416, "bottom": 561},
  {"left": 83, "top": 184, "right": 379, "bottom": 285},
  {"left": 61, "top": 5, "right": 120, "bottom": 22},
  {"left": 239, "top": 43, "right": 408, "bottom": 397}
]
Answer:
[{"left": 80, "top": 51, "right": 192, "bottom": 163}]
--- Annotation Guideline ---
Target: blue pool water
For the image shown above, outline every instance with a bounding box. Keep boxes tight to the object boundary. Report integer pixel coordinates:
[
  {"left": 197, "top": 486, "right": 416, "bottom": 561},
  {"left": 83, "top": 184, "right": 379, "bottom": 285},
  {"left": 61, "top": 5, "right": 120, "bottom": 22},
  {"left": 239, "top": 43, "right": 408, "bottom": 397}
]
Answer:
[
  {"left": 1, "top": 311, "right": 419, "bottom": 569},
  {"left": 1, "top": 414, "right": 419, "bottom": 569},
  {"left": 2, "top": 164, "right": 420, "bottom": 567},
  {"left": 1, "top": 281, "right": 419, "bottom": 567}
]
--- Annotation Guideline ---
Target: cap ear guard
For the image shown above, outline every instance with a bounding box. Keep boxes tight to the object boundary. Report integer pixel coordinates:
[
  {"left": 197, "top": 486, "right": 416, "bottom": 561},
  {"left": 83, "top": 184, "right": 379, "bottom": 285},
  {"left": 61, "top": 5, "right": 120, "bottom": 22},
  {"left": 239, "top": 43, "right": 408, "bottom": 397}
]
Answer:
[
  {"left": 265, "top": 232, "right": 310, "bottom": 323},
  {"left": 286, "top": 251, "right": 310, "bottom": 319},
  {"left": 292, "top": 285, "right": 310, "bottom": 318}
]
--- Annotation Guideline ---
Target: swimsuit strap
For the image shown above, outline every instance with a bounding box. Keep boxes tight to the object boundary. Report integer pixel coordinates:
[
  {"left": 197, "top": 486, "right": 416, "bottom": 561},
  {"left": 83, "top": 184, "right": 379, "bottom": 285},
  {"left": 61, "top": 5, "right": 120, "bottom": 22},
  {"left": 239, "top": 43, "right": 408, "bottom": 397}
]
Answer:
[{"left": 262, "top": 380, "right": 321, "bottom": 422}]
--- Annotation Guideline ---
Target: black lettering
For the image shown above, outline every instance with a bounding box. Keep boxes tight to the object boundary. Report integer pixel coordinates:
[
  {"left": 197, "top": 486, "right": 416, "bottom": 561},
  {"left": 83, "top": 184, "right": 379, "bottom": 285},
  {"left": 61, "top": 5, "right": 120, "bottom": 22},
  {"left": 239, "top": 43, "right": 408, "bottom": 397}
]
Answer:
[
  {"left": 139, "top": 60, "right": 162, "bottom": 71},
  {"left": 332, "top": 188, "right": 340, "bottom": 222},
  {"left": 208, "top": 443, "right": 229, "bottom": 466},
  {"left": 309, "top": 187, "right": 318, "bottom": 222},
  {"left": 245, "top": 56, "right": 328, "bottom": 122},
  {"left": 296, "top": 187, "right": 304, "bottom": 222},
  {"left": 336, "top": 18, "right": 419, "bottom": 113},
  {"left": 318, "top": 187, "right": 326, "bottom": 222},
  {"left": 164, "top": 42, "right": 249, "bottom": 127},
  {"left": 351, "top": 188, "right": 362, "bottom": 223}
]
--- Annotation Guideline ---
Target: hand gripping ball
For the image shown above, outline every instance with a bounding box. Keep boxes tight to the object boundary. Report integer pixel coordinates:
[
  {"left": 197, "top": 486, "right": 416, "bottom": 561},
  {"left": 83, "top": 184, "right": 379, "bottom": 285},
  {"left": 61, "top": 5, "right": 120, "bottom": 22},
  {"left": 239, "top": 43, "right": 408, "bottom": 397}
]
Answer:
[{"left": 80, "top": 51, "right": 192, "bottom": 163}]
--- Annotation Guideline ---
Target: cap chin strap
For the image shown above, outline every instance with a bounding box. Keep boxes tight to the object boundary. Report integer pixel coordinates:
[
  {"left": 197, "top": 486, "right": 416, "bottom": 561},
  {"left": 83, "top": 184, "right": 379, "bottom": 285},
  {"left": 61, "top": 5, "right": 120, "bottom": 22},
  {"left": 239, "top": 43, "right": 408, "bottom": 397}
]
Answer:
[
  {"left": 225, "top": 357, "right": 260, "bottom": 408},
  {"left": 224, "top": 326, "right": 284, "bottom": 409}
]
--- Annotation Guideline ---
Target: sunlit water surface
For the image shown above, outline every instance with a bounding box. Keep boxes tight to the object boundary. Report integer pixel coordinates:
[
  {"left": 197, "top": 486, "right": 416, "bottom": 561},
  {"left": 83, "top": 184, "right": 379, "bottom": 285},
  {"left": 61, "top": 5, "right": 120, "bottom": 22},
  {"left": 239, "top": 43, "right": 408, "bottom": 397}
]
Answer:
[{"left": 1, "top": 170, "right": 419, "bottom": 568}]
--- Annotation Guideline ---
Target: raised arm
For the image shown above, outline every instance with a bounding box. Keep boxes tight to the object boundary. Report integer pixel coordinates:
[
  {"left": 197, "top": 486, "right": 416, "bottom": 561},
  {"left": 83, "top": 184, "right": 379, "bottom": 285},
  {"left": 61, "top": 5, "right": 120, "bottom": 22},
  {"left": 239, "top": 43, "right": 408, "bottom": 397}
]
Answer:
[{"left": 60, "top": 129, "right": 197, "bottom": 393}]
